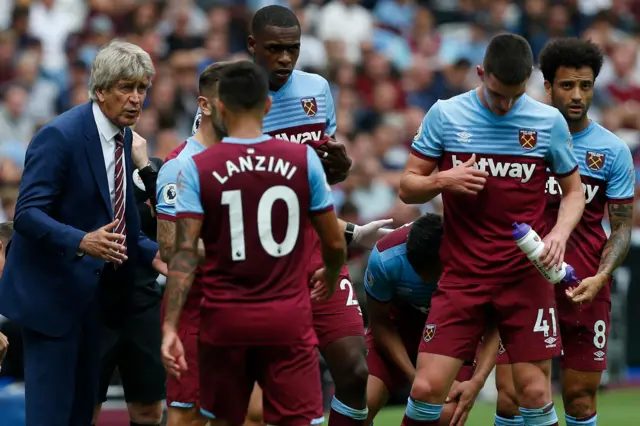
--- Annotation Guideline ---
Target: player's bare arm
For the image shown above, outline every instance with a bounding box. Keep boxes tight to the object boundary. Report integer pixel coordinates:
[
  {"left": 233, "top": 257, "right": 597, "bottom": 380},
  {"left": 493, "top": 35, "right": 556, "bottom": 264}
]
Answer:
[
  {"left": 163, "top": 217, "right": 202, "bottom": 330},
  {"left": 399, "top": 153, "right": 488, "bottom": 204},
  {"left": 567, "top": 202, "right": 633, "bottom": 303},
  {"left": 540, "top": 170, "right": 585, "bottom": 270},
  {"left": 316, "top": 137, "right": 352, "bottom": 184},
  {"left": 309, "top": 210, "right": 347, "bottom": 297},
  {"left": 157, "top": 219, "right": 177, "bottom": 263},
  {"left": 366, "top": 294, "right": 415, "bottom": 381}
]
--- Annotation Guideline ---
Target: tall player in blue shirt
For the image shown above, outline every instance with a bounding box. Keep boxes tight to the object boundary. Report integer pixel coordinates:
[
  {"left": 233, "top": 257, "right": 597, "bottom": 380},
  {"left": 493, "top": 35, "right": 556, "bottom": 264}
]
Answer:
[
  {"left": 398, "top": 34, "right": 585, "bottom": 426},
  {"left": 495, "top": 38, "right": 635, "bottom": 426},
  {"left": 192, "top": 6, "right": 369, "bottom": 426}
]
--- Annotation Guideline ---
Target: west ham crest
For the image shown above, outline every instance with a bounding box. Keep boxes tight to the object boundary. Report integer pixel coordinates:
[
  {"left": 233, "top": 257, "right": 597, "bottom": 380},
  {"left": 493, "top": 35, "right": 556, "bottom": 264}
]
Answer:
[
  {"left": 586, "top": 151, "right": 605, "bottom": 171},
  {"left": 301, "top": 97, "right": 318, "bottom": 117},
  {"left": 498, "top": 338, "right": 506, "bottom": 355},
  {"left": 423, "top": 324, "right": 436, "bottom": 342},
  {"left": 518, "top": 129, "right": 537, "bottom": 149}
]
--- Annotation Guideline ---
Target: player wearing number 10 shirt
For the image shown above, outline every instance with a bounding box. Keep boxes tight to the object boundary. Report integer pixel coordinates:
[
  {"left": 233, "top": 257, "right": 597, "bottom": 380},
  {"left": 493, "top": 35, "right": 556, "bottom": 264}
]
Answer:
[
  {"left": 398, "top": 35, "right": 585, "bottom": 426},
  {"left": 164, "top": 61, "right": 346, "bottom": 426}
]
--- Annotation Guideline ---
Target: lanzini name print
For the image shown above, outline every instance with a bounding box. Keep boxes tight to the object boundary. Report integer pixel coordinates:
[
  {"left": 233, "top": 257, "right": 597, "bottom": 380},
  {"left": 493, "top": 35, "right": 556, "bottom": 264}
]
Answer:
[{"left": 213, "top": 149, "right": 298, "bottom": 184}]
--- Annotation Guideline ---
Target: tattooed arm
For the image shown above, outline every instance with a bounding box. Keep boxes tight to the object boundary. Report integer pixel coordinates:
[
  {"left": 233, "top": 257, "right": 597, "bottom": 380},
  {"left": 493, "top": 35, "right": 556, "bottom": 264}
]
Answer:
[
  {"left": 162, "top": 217, "right": 202, "bottom": 331},
  {"left": 157, "top": 219, "right": 177, "bottom": 263},
  {"left": 599, "top": 202, "right": 633, "bottom": 277},
  {"left": 567, "top": 202, "right": 634, "bottom": 303}
]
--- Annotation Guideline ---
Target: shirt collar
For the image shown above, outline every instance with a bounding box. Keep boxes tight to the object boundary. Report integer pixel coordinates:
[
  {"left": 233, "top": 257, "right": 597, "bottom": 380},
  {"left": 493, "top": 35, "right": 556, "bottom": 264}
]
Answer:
[{"left": 92, "top": 101, "right": 121, "bottom": 142}]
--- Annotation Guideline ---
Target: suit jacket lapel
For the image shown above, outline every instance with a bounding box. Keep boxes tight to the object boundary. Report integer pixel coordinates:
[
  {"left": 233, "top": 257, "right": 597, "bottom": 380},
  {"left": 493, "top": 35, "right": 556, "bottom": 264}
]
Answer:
[{"left": 83, "top": 103, "right": 113, "bottom": 216}]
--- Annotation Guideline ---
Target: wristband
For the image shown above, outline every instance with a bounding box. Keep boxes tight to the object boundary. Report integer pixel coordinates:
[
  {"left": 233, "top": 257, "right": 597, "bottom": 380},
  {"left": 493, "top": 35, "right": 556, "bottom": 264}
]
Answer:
[{"left": 344, "top": 222, "right": 356, "bottom": 246}]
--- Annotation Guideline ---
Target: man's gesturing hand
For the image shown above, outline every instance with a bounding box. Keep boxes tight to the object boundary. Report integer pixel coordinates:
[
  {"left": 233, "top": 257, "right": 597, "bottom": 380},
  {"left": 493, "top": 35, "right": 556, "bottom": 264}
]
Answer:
[
  {"left": 131, "top": 131, "right": 150, "bottom": 170},
  {"left": 78, "top": 219, "right": 127, "bottom": 263},
  {"left": 441, "top": 153, "right": 488, "bottom": 195}
]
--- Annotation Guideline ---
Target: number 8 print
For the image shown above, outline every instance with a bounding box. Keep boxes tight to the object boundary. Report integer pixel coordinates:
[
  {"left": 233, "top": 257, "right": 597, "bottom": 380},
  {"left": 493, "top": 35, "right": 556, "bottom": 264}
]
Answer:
[{"left": 593, "top": 319, "right": 606, "bottom": 349}]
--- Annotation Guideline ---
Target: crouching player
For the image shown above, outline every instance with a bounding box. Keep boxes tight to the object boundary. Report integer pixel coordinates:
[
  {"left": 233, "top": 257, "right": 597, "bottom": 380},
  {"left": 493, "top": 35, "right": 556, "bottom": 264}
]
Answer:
[
  {"left": 364, "top": 214, "right": 499, "bottom": 426},
  {"left": 162, "top": 60, "right": 347, "bottom": 426}
]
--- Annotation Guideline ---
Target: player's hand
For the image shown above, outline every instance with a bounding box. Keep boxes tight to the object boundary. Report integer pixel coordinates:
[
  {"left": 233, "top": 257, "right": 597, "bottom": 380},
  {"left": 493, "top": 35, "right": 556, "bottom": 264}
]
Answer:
[
  {"left": 152, "top": 252, "right": 168, "bottom": 276},
  {"left": 0, "top": 332, "right": 8, "bottom": 372},
  {"left": 315, "top": 136, "right": 352, "bottom": 184},
  {"left": 161, "top": 328, "right": 188, "bottom": 379},
  {"left": 445, "top": 379, "right": 483, "bottom": 426},
  {"left": 441, "top": 154, "right": 488, "bottom": 195},
  {"left": 309, "top": 268, "right": 332, "bottom": 301},
  {"left": 131, "top": 131, "right": 150, "bottom": 170},
  {"left": 565, "top": 274, "right": 607, "bottom": 303},
  {"left": 78, "top": 219, "right": 127, "bottom": 263},
  {"left": 540, "top": 228, "right": 569, "bottom": 271},
  {"left": 351, "top": 218, "right": 394, "bottom": 250}
]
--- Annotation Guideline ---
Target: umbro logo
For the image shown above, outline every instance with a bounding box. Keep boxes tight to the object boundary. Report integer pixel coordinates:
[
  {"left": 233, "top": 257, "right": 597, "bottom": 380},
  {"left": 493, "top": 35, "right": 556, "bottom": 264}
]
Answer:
[
  {"left": 594, "top": 350, "right": 605, "bottom": 360},
  {"left": 544, "top": 337, "right": 557, "bottom": 348},
  {"left": 456, "top": 131, "right": 472, "bottom": 143}
]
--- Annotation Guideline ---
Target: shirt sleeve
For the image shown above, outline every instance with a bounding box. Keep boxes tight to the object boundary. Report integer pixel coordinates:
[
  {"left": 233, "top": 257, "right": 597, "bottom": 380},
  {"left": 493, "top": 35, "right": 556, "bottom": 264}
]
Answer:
[
  {"left": 175, "top": 156, "right": 204, "bottom": 218},
  {"left": 324, "top": 81, "right": 337, "bottom": 137},
  {"left": 155, "top": 160, "right": 179, "bottom": 221},
  {"left": 606, "top": 143, "right": 635, "bottom": 203},
  {"left": 364, "top": 247, "right": 394, "bottom": 302},
  {"left": 191, "top": 108, "right": 202, "bottom": 136},
  {"left": 410, "top": 101, "right": 444, "bottom": 160},
  {"left": 306, "top": 145, "right": 334, "bottom": 214},
  {"left": 546, "top": 112, "right": 578, "bottom": 177}
]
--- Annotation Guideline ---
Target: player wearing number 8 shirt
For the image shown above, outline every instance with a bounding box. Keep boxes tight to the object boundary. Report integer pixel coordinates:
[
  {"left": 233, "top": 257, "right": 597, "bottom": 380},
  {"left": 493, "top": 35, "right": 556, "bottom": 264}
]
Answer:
[
  {"left": 162, "top": 60, "right": 347, "bottom": 426},
  {"left": 398, "top": 34, "right": 586, "bottom": 426},
  {"left": 494, "top": 38, "right": 636, "bottom": 426}
]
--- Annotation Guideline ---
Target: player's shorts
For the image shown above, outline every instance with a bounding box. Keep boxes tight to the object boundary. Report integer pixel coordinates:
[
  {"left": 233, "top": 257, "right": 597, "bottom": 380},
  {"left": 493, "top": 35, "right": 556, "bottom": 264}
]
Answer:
[
  {"left": 166, "top": 326, "right": 200, "bottom": 408},
  {"left": 199, "top": 342, "right": 324, "bottom": 426},
  {"left": 555, "top": 283, "right": 611, "bottom": 371},
  {"left": 366, "top": 330, "right": 474, "bottom": 393},
  {"left": 420, "top": 274, "right": 562, "bottom": 363},
  {"left": 311, "top": 267, "right": 364, "bottom": 348},
  {"left": 97, "top": 296, "right": 166, "bottom": 404}
]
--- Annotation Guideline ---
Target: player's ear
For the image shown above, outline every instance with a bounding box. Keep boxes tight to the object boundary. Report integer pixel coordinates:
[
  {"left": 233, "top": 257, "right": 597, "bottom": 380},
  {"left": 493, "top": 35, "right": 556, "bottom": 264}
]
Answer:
[
  {"left": 264, "top": 96, "right": 272, "bottom": 116},
  {"left": 197, "top": 96, "right": 211, "bottom": 116},
  {"left": 476, "top": 65, "right": 484, "bottom": 81},
  {"left": 247, "top": 35, "right": 256, "bottom": 56},
  {"left": 95, "top": 88, "right": 106, "bottom": 103},
  {"left": 543, "top": 80, "right": 552, "bottom": 98}
]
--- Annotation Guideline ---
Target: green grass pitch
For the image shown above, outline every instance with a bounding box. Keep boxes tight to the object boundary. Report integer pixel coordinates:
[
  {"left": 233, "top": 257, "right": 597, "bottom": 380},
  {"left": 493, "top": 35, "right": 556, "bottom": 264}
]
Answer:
[{"left": 322, "top": 388, "right": 640, "bottom": 425}]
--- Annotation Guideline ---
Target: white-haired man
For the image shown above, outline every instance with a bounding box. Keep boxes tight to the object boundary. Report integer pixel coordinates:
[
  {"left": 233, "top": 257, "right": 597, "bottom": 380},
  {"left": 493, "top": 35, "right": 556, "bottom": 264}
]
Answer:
[{"left": 0, "top": 40, "right": 163, "bottom": 426}]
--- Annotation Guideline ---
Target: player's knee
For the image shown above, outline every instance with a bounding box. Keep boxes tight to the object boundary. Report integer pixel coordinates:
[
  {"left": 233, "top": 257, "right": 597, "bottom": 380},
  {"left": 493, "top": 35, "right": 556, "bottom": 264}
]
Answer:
[
  {"left": 517, "top": 380, "right": 550, "bottom": 409},
  {"left": 563, "top": 384, "right": 598, "bottom": 418},
  {"left": 166, "top": 407, "right": 207, "bottom": 426},
  {"left": 334, "top": 351, "right": 369, "bottom": 393},
  {"left": 410, "top": 375, "right": 446, "bottom": 402},
  {"left": 496, "top": 389, "right": 520, "bottom": 417},
  {"left": 128, "top": 401, "right": 164, "bottom": 424}
]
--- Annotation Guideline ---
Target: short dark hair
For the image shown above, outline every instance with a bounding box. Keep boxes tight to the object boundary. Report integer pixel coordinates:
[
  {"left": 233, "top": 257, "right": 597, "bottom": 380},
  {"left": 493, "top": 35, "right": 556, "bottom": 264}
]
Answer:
[
  {"left": 539, "top": 38, "right": 604, "bottom": 84},
  {"left": 198, "top": 61, "right": 232, "bottom": 96},
  {"left": 484, "top": 34, "right": 533, "bottom": 85},
  {"left": 0, "top": 221, "right": 13, "bottom": 249},
  {"left": 218, "top": 61, "right": 269, "bottom": 112},
  {"left": 251, "top": 5, "right": 300, "bottom": 35},
  {"left": 406, "top": 213, "right": 443, "bottom": 274}
]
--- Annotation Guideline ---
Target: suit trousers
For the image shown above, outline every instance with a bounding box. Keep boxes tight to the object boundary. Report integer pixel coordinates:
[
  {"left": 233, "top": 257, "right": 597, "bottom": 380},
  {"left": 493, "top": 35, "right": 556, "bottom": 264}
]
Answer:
[{"left": 22, "top": 268, "right": 115, "bottom": 426}]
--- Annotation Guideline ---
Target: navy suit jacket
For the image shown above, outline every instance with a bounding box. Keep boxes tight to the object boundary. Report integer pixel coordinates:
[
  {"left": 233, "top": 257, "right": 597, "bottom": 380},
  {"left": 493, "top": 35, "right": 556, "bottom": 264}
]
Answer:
[{"left": 0, "top": 102, "right": 158, "bottom": 337}]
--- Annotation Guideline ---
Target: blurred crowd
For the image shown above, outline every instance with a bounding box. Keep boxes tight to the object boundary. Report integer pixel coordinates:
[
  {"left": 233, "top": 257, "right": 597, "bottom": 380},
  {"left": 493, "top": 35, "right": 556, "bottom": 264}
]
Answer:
[{"left": 2, "top": 0, "right": 640, "bottom": 230}]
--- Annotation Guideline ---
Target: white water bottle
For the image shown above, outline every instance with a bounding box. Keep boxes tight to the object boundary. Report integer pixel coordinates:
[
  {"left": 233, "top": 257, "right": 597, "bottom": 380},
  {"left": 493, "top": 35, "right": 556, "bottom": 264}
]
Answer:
[{"left": 512, "top": 222, "right": 579, "bottom": 285}]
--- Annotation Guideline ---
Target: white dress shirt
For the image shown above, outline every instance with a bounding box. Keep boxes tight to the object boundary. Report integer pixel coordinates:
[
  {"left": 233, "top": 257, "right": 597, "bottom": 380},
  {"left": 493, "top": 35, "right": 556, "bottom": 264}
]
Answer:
[{"left": 92, "top": 102, "right": 127, "bottom": 214}]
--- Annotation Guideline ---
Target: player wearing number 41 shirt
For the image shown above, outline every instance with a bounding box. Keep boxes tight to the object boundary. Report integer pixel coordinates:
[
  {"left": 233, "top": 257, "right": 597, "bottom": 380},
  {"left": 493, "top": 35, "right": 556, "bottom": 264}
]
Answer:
[
  {"left": 162, "top": 61, "right": 347, "bottom": 426},
  {"left": 494, "top": 38, "right": 635, "bottom": 426},
  {"left": 398, "top": 34, "right": 585, "bottom": 426},
  {"left": 364, "top": 214, "right": 500, "bottom": 426}
]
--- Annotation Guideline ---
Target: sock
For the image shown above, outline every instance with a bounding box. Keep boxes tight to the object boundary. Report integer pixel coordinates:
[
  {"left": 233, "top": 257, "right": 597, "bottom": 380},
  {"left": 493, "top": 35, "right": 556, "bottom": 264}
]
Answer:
[
  {"left": 329, "top": 396, "right": 368, "bottom": 426},
  {"left": 495, "top": 413, "right": 525, "bottom": 425},
  {"left": 130, "top": 423, "right": 160, "bottom": 426},
  {"left": 400, "top": 397, "right": 442, "bottom": 426},
  {"left": 565, "top": 412, "right": 597, "bottom": 426},
  {"left": 519, "top": 402, "right": 559, "bottom": 426}
]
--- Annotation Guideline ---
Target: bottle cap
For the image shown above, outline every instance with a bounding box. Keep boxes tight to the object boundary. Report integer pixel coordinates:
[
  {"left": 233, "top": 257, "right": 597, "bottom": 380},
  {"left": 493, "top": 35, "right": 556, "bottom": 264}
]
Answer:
[
  {"left": 560, "top": 264, "right": 579, "bottom": 285},
  {"left": 512, "top": 222, "right": 531, "bottom": 241}
]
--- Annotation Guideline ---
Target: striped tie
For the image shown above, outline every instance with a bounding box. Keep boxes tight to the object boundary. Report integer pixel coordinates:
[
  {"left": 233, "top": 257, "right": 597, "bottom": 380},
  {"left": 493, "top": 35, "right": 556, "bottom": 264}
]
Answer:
[{"left": 113, "top": 131, "right": 127, "bottom": 251}]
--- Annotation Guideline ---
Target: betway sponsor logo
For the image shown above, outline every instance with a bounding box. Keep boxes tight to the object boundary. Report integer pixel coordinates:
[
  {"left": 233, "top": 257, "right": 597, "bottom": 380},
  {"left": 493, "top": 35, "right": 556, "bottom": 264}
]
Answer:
[
  {"left": 452, "top": 155, "right": 535, "bottom": 183},
  {"left": 274, "top": 130, "right": 322, "bottom": 144},
  {"left": 546, "top": 176, "right": 599, "bottom": 204}
]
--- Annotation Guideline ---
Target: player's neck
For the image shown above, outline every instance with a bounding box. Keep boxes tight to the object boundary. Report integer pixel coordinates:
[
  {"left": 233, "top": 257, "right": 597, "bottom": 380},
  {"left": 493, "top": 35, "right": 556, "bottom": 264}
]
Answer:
[
  {"left": 225, "top": 117, "right": 263, "bottom": 139},
  {"left": 568, "top": 117, "right": 591, "bottom": 135},
  {"left": 193, "top": 124, "right": 219, "bottom": 148}
]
